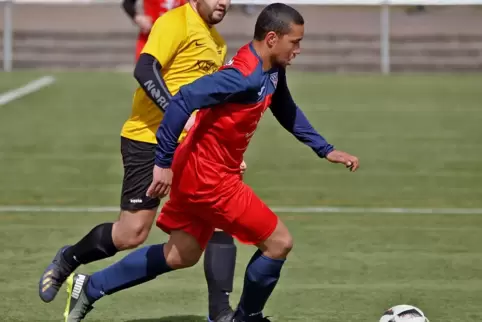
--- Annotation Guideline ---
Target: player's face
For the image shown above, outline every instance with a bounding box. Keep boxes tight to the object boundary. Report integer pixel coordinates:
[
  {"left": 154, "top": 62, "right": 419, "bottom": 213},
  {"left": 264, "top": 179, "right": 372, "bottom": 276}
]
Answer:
[
  {"left": 271, "top": 23, "right": 304, "bottom": 67},
  {"left": 195, "top": 0, "right": 231, "bottom": 25}
]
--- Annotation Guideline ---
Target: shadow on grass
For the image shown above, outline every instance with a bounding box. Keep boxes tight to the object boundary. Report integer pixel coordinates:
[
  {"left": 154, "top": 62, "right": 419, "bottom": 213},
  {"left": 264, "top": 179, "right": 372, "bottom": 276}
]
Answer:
[{"left": 125, "top": 315, "right": 206, "bottom": 322}]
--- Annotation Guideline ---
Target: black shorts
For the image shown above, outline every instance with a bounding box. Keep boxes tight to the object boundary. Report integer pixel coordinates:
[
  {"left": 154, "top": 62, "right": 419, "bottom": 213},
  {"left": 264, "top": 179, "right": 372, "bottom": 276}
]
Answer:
[{"left": 120, "top": 136, "right": 160, "bottom": 211}]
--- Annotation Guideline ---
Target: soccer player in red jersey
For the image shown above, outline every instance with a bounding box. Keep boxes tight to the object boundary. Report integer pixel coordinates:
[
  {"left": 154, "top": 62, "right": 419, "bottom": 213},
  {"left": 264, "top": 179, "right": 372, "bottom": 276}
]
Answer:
[
  {"left": 62, "top": 4, "right": 359, "bottom": 322},
  {"left": 43, "top": 2, "right": 238, "bottom": 322},
  {"left": 122, "top": 0, "right": 187, "bottom": 60}
]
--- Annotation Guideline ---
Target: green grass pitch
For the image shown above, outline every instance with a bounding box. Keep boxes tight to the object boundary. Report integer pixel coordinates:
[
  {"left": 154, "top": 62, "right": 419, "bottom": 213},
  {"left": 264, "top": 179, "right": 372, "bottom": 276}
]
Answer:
[{"left": 0, "top": 71, "right": 482, "bottom": 321}]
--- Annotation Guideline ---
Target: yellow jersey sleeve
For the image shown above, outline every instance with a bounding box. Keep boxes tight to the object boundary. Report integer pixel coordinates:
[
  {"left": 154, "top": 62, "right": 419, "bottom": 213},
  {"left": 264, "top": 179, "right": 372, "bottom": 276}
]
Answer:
[
  {"left": 178, "top": 131, "right": 188, "bottom": 143},
  {"left": 177, "top": 110, "right": 198, "bottom": 143},
  {"left": 141, "top": 11, "right": 187, "bottom": 67}
]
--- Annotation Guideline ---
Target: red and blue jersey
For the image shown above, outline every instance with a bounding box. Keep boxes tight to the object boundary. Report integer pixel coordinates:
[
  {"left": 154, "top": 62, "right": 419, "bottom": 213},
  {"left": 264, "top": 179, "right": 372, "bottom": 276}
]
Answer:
[{"left": 155, "top": 43, "right": 334, "bottom": 179}]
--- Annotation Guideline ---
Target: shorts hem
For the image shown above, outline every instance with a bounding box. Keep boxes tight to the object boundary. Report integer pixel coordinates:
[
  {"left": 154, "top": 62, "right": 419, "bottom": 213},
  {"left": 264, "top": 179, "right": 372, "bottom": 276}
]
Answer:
[{"left": 234, "top": 216, "right": 279, "bottom": 246}]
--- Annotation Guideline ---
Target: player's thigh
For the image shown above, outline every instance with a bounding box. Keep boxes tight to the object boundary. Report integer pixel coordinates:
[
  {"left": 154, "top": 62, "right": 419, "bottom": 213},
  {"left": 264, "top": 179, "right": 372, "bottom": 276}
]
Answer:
[
  {"left": 115, "top": 137, "right": 160, "bottom": 246},
  {"left": 156, "top": 199, "right": 215, "bottom": 248},
  {"left": 223, "top": 185, "right": 279, "bottom": 247},
  {"left": 120, "top": 136, "right": 160, "bottom": 211}
]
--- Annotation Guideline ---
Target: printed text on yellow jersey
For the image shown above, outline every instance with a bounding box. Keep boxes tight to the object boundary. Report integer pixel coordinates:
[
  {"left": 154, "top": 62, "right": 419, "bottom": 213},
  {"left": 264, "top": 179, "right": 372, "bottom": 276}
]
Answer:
[{"left": 121, "top": 3, "right": 227, "bottom": 144}]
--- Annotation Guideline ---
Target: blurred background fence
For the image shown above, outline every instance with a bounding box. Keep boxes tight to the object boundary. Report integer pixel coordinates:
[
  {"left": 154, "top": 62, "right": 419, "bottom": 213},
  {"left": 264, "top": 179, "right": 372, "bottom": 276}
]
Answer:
[{"left": 1, "top": 0, "right": 482, "bottom": 73}]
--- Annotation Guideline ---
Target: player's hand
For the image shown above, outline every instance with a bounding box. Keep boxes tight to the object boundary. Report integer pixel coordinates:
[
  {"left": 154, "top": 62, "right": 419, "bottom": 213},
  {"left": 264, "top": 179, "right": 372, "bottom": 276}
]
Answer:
[
  {"left": 240, "top": 160, "right": 247, "bottom": 175},
  {"left": 146, "top": 165, "right": 173, "bottom": 199},
  {"left": 326, "top": 150, "right": 359, "bottom": 172},
  {"left": 134, "top": 14, "right": 153, "bottom": 34}
]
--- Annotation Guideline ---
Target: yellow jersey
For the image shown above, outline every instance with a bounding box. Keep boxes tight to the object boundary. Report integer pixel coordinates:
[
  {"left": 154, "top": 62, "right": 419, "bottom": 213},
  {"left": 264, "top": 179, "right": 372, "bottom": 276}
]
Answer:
[{"left": 121, "top": 3, "right": 227, "bottom": 144}]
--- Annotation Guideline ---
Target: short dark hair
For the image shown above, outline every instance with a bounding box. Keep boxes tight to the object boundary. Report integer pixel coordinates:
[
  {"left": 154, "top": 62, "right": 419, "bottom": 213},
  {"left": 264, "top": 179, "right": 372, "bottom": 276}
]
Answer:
[{"left": 253, "top": 3, "right": 304, "bottom": 41}]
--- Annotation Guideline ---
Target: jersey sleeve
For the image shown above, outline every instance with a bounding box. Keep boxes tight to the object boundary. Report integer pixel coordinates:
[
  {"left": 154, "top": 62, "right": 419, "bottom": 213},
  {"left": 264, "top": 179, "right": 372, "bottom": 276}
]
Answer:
[
  {"left": 134, "top": 53, "right": 172, "bottom": 112},
  {"left": 140, "top": 12, "right": 186, "bottom": 67},
  {"left": 154, "top": 67, "right": 253, "bottom": 168},
  {"left": 270, "top": 68, "right": 335, "bottom": 158}
]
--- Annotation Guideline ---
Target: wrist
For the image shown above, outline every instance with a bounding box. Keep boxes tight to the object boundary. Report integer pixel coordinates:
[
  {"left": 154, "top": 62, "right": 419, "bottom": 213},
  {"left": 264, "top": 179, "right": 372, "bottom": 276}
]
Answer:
[
  {"left": 154, "top": 154, "right": 172, "bottom": 169},
  {"left": 322, "top": 145, "right": 335, "bottom": 158}
]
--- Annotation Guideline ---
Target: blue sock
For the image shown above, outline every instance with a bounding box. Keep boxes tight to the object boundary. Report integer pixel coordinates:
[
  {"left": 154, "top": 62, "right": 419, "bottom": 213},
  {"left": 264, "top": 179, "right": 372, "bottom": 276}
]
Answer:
[
  {"left": 85, "top": 244, "right": 172, "bottom": 301},
  {"left": 237, "top": 250, "right": 286, "bottom": 320}
]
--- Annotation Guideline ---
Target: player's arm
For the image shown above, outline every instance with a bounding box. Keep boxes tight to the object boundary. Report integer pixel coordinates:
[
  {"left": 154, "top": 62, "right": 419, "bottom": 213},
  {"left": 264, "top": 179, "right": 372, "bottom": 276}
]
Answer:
[
  {"left": 270, "top": 68, "right": 334, "bottom": 158},
  {"left": 270, "top": 69, "right": 359, "bottom": 170},
  {"left": 134, "top": 54, "right": 172, "bottom": 111},
  {"left": 154, "top": 68, "right": 252, "bottom": 168},
  {"left": 122, "top": 0, "right": 137, "bottom": 20},
  {"left": 133, "top": 15, "right": 185, "bottom": 112}
]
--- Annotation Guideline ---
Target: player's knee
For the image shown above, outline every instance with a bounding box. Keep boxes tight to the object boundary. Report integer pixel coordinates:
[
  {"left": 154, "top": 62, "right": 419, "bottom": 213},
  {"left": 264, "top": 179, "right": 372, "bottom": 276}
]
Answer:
[
  {"left": 283, "top": 234, "right": 294, "bottom": 254},
  {"left": 259, "top": 220, "right": 294, "bottom": 259},
  {"left": 166, "top": 252, "right": 200, "bottom": 269},
  {"left": 164, "top": 230, "right": 203, "bottom": 270},
  {"left": 270, "top": 233, "right": 294, "bottom": 258},
  {"left": 112, "top": 209, "right": 156, "bottom": 250},
  {"left": 122, "top": 228, "right": 150, "bottom": 249}
]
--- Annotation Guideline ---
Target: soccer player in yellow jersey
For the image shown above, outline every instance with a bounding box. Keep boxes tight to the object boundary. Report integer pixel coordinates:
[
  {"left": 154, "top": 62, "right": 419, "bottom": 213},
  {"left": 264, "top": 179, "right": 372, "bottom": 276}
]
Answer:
[{"left": 39, "top": 2, "right": 239, "bottom": 322}]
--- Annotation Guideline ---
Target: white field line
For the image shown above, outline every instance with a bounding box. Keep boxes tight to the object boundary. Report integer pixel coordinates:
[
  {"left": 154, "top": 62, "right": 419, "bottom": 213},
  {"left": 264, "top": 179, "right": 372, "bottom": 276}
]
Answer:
[
  {"left": 0, "top": 76, "right": 56, "bottom": 106},
  {"left": 0, "top": 205, "right": 482, "bottom": 215}
]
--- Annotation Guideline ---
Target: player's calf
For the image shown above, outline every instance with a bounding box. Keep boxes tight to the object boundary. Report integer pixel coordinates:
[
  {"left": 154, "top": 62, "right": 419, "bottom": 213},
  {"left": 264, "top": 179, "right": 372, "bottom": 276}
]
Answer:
[
  {"left": 205, "top": 230, "right": 237, "bottom": 321},
  {"left": 234, "top": 219, "right": 293, "bottom": 321}
]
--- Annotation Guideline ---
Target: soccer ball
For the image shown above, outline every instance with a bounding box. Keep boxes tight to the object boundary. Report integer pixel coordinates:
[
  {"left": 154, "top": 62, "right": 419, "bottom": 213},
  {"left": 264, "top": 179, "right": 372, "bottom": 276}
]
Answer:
[{"left": 379, "top": 305, "right": 429, "bottom": 322}]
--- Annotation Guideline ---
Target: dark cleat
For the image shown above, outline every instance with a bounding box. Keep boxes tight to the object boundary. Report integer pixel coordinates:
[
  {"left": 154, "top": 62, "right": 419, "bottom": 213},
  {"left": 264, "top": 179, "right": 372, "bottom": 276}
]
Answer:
[
  {"left": 231, "top": 309, "right": 272, "bottom": 322},
  {"left": 39, "top": 245, "right": 74, "bottom": 303},
  {"left": 208, "top": 307, "right": 234, "bottom": 322}
]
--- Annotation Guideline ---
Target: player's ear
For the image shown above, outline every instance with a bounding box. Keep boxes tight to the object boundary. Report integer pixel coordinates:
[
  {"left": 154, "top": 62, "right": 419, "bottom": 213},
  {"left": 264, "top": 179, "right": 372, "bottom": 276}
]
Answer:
[{"left": 265, "top": 31, "right": 278, "bottom": 48}]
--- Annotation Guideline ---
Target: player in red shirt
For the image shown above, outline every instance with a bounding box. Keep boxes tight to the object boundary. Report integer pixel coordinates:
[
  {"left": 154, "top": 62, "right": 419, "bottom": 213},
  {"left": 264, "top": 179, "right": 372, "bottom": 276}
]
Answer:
[
  {"left": 62, "top": 4, "right": 359, "bottom": 322},
  {"left": 122, "top": 0, "right": 187, "bottom": 60}
]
